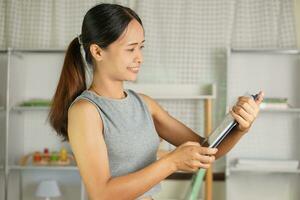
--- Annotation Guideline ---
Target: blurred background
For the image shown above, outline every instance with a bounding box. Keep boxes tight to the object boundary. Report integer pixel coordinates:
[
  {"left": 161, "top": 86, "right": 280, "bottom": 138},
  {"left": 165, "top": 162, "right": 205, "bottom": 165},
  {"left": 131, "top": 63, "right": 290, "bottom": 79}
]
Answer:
[{"left": 0, "top": 0, "right": 300, "bottom": 199}]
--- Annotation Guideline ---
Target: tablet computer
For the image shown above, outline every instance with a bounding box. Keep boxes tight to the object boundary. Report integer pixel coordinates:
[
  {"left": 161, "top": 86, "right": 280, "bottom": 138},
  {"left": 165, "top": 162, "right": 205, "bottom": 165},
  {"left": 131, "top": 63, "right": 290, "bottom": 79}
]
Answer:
[
  {"left": 202, "top": 93, "right": 259, "bottom": 148},
  {"left": 202, "top": 114, "right": 237, "bottom": 148}
]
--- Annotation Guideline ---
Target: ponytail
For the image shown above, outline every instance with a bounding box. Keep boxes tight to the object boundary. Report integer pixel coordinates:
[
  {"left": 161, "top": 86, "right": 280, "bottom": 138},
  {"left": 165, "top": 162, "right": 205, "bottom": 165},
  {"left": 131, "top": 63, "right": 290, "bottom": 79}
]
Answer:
[{"left": 48, "top": 37, "right": 86, "bottom": 141}]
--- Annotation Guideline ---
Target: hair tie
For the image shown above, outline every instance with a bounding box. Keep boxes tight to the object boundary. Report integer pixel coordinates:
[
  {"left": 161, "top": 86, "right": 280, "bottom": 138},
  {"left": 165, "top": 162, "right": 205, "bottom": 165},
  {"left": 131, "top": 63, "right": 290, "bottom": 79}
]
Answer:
[
  {"left": 77, "top": 34, "right": 83, "bottom": 45},
  {"left": 77, "top": 34, "right": 93, "bottom": 88}
]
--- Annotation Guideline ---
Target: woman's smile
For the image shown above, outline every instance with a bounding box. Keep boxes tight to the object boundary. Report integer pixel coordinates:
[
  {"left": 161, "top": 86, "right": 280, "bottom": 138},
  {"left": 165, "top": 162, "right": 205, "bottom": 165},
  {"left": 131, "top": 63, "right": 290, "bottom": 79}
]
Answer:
[{"left": 127, "top": 66, "right": 140, "bottom": 73}]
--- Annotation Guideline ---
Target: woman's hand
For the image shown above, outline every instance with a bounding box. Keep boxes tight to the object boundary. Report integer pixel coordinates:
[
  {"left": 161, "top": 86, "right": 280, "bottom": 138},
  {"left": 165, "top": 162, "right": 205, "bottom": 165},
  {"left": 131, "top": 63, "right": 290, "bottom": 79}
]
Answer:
[
  {"left": 165, "top": 141, "right": 218, "bottom": 172},
  {"left": 230, "top": 91, "right": 264, "bottom": 134}
]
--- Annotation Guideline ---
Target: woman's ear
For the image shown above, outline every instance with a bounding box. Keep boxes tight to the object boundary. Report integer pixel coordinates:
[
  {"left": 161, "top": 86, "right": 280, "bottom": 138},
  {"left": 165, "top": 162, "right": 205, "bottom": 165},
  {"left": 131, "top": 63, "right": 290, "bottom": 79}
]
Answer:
[{"left": 89, "top": 44, "right": 105, "bottom": 62}]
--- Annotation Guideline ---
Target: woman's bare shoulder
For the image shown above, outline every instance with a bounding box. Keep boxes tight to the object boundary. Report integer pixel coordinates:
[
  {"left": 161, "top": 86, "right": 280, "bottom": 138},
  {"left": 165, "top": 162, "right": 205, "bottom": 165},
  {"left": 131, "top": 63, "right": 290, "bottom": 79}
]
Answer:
[
  {"left": 68, "top": 99, "right": 103, "bottom": 136},
  {"left": 68, "top": 99, "right": 98, "bottom": 115}
]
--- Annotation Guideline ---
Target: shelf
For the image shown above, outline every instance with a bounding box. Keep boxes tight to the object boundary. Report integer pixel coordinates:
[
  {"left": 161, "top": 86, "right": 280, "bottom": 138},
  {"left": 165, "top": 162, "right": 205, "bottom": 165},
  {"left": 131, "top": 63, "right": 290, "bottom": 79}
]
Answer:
[
  {"left": 260, "top": 107, "right": 300, "bottom": 113},
  {"left": 229, "top": 166, "right": 300, "bottom": 174},
  {"left": 124, "top": 83, "right": 217, "bottom": 99},
  {"left": 229, "top": 158, "right": 300, "bottom": 174},
  {"left": 9, "top": 165, "right": 78, "bottom": 171},
  {"left": 11, "top": 106, "right": 50, "bottom": 112},
  {"left": 231, "top": 48, "right": 300, "bottom": 55},
  {"left": 10, "top": 84, "right": 216, "bottom": 113},
  {"left": 0, "top": 48, "right": 66, "bottom": 53}
]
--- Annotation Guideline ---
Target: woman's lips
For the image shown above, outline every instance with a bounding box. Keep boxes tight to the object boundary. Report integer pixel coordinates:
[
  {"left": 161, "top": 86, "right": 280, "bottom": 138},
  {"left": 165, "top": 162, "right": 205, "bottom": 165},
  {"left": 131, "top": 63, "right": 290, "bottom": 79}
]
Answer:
[{"left": 127, "top": 67, "right": 140, "bottom": 73}]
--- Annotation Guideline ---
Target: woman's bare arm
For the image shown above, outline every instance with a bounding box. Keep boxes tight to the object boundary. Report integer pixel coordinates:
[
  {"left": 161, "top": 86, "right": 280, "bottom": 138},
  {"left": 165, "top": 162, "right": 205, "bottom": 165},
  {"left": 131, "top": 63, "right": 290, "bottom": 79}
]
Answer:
[
  {"left": 138, "top": 94, "right": 205, "bottom": 147},
  {"left": 139, "top": 93, "right": 263, "bottom": 159}
]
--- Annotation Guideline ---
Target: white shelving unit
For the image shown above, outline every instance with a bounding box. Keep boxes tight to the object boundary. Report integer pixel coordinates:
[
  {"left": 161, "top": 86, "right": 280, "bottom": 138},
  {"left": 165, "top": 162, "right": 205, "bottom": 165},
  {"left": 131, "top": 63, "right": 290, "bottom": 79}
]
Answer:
[
  {"left": 225, "top": 48, "right": 300, "bottom": 200},
  {"left": 0, "top": 48, "right": 217, "bottom": 200},
  {"left": 0, "top": 48, "right": 82, "bottom": 200}
]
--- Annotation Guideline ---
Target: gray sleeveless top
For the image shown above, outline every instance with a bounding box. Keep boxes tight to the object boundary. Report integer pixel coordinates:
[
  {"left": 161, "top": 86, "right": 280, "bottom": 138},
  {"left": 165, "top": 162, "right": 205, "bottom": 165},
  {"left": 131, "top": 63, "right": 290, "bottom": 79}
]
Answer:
[{"left": 69, "top": 89, "right": 162, "bottom": 199}]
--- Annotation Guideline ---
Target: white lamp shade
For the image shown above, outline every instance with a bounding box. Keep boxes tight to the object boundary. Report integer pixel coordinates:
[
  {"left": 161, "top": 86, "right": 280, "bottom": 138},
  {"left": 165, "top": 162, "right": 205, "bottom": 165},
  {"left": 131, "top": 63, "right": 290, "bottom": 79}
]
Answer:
[{"left": 35, "top": 180, "right": 61, "bottom": 198}]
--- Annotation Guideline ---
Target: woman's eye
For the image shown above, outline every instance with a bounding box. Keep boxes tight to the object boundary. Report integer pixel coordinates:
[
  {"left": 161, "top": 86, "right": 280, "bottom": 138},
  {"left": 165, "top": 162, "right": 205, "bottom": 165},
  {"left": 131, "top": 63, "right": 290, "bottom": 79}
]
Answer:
[{"left": 127, "top": 46, "right": 144, "bottom": 52}]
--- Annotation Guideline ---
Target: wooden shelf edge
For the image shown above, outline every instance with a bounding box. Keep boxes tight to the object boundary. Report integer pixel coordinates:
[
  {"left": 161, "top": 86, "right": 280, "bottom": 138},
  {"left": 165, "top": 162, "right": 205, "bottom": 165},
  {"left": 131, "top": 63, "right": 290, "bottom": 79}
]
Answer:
[{"left": 9, "top": 165, "right": 78, "bottom": 171}]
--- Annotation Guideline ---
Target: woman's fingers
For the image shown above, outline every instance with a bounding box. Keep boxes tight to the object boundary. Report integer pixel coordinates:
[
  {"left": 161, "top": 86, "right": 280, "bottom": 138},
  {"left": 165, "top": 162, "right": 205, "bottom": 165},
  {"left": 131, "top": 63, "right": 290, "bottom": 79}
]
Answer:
[
  {"left": 232, "top": 105, "right": 254, "bottom": 122},
  {"left": 236, "top": 100, "right": 256, "bottom": 116},
  {"left": 187, "top": 147, "right": 217, "bottom": 168},
  {"left": 198, "top": 154, "right": 215, "bottom": 164},
  {"left": 255, "top": 91, "right": 264, "bottom": 104},
  {"left": 192, "top": 152, "right": 215, "bottom": 163},
  {"left": 187, "top": 157, "right": 214, "bottom": 170},
  {"left": 181, "top": 144, "right": 218, "bottom": 171},
  {"left": 230, "top": 109, "right": 250, "bottom": 130},
  {"left": 200, "top": 163, "right": 211, "bottom": 169},
  {"left": 238, "top": 97, "right": 258, "bottom": 112},
  {"left": 231, "top": 94, "right": 264, "bottom": 132},
  {"left": 197, "top": 147, "right": 218, "bottom": 155}
]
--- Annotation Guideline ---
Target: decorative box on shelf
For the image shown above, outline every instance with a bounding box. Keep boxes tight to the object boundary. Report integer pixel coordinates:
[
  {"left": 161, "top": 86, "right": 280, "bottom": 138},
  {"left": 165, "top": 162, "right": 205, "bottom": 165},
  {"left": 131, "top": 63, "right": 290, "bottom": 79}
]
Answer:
[{"left": 18, "top": 147, "right": 76, "bottom": 167}]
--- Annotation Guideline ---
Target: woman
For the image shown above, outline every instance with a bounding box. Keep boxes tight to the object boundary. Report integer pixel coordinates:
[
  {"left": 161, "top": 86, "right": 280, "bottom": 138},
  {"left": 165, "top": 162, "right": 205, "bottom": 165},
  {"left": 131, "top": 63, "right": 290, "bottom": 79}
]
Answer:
[{"left": 49, "top": 3, "right": 263, "bottom": 200}]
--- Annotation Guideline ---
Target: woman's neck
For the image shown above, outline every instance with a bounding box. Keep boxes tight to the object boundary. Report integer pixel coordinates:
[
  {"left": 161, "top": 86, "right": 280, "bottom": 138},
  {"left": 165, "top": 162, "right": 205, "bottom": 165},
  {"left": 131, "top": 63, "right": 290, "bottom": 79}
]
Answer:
[{"left": 89, "top": 78, "right": 126, "bottom": 99}]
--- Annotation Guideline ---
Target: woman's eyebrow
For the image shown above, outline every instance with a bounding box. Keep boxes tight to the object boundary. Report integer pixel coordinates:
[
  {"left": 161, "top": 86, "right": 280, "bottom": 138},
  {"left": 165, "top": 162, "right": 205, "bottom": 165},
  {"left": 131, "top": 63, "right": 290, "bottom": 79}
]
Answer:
[{"left": 127, "top": 40, "right": 145, "bottom": 46}]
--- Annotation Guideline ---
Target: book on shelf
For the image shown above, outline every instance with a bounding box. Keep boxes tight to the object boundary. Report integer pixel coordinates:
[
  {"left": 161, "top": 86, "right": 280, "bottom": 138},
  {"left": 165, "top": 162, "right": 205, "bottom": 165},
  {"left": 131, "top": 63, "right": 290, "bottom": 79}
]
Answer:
[
  {"left": 234, "top": 158, "right": 299, "bottom": 171},
  {"left": 260, "top": 97, "right": 291, "bottom": 109}
]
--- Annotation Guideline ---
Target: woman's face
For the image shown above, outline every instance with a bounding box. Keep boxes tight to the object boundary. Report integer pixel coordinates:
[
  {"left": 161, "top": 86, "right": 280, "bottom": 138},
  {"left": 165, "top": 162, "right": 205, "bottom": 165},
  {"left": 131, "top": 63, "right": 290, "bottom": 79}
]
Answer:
[{"left": 95, "top": 19, "right": 145, "bottom": 82}]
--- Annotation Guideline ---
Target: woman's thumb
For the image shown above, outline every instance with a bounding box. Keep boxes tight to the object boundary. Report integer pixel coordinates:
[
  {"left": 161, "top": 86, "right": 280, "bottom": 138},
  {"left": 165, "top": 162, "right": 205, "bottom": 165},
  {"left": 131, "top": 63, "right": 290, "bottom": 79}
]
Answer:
[{"left": 255, "top": 91, "right": 264, "bottom": 105}]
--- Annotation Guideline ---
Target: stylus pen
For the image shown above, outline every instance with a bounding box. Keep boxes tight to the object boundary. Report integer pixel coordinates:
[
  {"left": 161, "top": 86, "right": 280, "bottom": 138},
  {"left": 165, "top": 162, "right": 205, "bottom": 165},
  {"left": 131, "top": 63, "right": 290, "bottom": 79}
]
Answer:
[
  {"left": 251, "top": 93, "right": 260, "bottom": 101},
  {"left": 185, "top": 92, "right": 260, "bottom": 200}
]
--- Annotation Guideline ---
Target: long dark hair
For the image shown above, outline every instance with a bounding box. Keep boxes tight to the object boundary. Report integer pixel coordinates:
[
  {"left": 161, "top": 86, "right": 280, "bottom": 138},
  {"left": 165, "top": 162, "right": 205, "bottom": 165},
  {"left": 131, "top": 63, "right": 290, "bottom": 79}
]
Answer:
[{"left": 48, "top": 3, "right": 143, "bottom": 141}]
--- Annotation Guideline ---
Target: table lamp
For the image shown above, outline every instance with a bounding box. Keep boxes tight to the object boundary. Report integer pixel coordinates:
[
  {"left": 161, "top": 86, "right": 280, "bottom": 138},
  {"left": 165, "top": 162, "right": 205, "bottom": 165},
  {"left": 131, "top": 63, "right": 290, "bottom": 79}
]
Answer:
[{"left": 35, "top": 180, "right": 61, "bottom": 200}]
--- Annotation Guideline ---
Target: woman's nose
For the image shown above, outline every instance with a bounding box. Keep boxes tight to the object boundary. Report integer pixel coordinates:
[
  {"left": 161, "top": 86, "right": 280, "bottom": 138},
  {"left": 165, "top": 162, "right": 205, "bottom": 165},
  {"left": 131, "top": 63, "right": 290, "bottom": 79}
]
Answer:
[{"left": 134, "top": 50, "right": 143, "bottom": 64}]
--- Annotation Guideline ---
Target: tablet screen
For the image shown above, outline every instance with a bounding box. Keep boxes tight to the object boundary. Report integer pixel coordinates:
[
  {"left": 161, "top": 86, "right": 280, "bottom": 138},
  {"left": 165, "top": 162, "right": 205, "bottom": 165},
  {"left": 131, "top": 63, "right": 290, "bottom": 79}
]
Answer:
[{"left": 206, "top": 114, "right": 237, "bottom": 148}]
